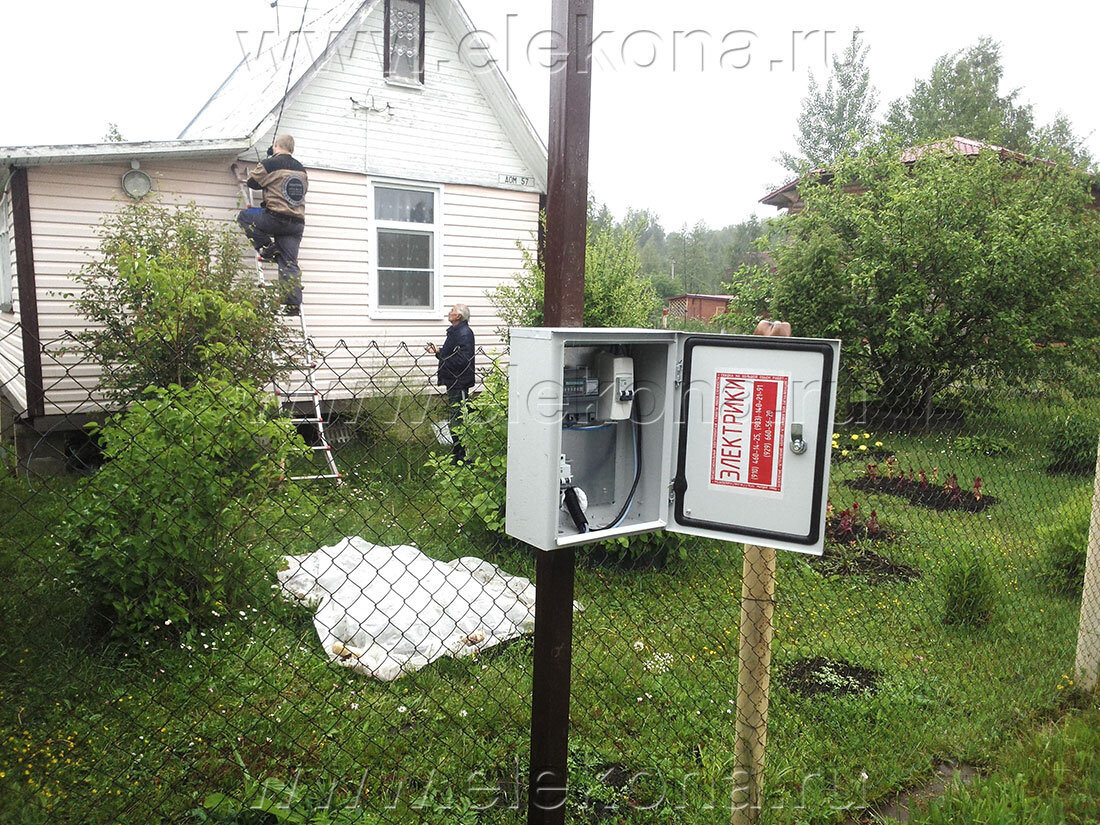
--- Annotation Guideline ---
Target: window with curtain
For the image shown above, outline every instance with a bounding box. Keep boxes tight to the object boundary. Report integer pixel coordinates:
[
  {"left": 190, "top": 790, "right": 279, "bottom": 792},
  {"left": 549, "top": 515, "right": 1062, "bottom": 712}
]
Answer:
[
  {"left": 385, "top": 0, "right": 424, "bottom": 85},
  {"left": 373, "top": 184, "right": 438, "bottom": 311}
]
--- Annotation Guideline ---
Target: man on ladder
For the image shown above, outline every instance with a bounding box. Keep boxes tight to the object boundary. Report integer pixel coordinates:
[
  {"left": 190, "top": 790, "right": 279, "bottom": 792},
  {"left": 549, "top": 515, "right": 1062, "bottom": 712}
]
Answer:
[{"left": 237, "top": 134, "right": 307, "bottom": 315}]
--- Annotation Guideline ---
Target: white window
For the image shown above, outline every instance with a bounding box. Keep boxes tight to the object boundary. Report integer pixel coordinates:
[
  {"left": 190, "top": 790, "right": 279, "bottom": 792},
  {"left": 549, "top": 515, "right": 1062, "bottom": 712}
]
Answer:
[
  {"left": 0, "top": 189, "right": 12, "bottom": 313},
  {"left": 370, "top": 182, "right": 442, "bottom": 317},
  {"left": 384, "top": 0, "right": 424, "bottom": 86}
]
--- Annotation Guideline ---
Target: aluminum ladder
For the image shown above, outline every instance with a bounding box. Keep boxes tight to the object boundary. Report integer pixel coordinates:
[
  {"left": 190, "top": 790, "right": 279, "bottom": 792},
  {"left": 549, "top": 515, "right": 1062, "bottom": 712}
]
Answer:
[
  {"left": 233, "top": 162, "right": 341, "bottom": 484},
  {"left": 274, "top": 308, "right": 342, "bottom": 484}
]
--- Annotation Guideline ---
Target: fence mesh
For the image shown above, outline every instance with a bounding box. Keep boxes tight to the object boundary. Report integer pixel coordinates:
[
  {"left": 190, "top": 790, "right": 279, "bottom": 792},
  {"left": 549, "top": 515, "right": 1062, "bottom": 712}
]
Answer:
[{"left": 1, "top": 326, "right": 1098, "bottom": 825}]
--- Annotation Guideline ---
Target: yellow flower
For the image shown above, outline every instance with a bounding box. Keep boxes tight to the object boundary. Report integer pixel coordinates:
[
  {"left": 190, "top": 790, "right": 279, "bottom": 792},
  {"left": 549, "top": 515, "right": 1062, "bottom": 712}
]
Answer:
[
  {"left": 841, "top": 449, "right": 850, "bottom": 456},
  {"left": 858, "top": 444, "right": 868, "bottom": 451},
  {"left": 832, "top": 433, "right": 840, "bottom": 439},
  {"left": 862, "top": 432, "right": 871, "bottom": 439},
  {"left": 850, "top": 434, "right": 860, "bottom": 441},
  {"left": 875, "top": 441, "right": 884, "bottom": 447}
]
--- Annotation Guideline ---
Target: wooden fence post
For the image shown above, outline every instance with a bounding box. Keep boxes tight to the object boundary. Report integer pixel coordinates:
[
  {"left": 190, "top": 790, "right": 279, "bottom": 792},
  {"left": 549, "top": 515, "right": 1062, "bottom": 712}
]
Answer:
[
  {"left": 731, "top": 543, "right": 777, "bottom": 825},
  {"left": 1074, "top": 434, "right": 1100, "bottom": 691}
]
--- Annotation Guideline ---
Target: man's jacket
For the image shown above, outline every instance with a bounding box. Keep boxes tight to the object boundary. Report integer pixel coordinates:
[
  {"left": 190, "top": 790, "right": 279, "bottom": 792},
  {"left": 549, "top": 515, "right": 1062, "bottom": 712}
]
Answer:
[
  {"left": 436, "top": 320, "right": 476, "bottom": 391},
  {"left": 248, "top": 154, "right": 308, "bottom": 221}
]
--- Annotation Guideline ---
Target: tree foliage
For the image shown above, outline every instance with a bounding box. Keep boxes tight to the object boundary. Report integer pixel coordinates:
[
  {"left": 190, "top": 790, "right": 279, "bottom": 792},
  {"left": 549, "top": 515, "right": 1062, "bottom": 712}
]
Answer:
[
  {"left": 70, "top": 200, "right": 298, "bottom": 403},
  {"left": 754, "top": 141, "right": 1100, "bottom": 408},
  {"left": 490, "top": 211, "right": 660, "bottom": 331},
  {"left": 884, "top": 38, "right": 1034, "bottom": 151},
  {"left": 780, "top": 31, "right": 880, "bottom": 174}
]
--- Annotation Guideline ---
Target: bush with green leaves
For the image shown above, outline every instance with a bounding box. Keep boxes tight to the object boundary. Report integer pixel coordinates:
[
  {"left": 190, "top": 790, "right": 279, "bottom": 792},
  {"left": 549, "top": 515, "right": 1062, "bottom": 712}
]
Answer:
[
  {"left": 1037, "top": 490, "right": 1093, "bottom": 597},
  {"left": 490, "top": 215, "right": 660, "bottom": 331},
  {"left": 1046, "top": 408, "right": 1100, "bottom": 475},
  {"left": 943, "top": 553, "right": 997, "bottom": 627},
  {"left": 69, "top": 200, "right": 298, "bottom": 403},
  {"left": 62, "top": 381, "right": 307, "bottom": 641}
]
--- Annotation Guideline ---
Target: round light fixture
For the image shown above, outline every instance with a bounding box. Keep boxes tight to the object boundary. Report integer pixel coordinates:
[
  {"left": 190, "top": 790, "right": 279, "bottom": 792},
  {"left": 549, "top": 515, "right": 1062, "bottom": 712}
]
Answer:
[{"left": 121, "top": 162, "right": 152, "bottom": 199}]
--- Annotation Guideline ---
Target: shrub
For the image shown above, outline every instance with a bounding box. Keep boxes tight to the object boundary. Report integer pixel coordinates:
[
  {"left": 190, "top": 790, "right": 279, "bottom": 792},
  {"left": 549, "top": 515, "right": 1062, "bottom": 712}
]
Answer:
[
  {"left": 943, "top": 554, "right": 997, "bottom": 627},
  {"left": 1037, "top": 491, "right": 1093, "bottom": 597},
  {"left": 62, "top": 381, "right": 307, "bottom": 641},
  {"left": 69, "top": 200, "right": 298, "bottom": 403},
  {"left": 1046, "top": 409, "right": 1100, "bottom": 475},
  {"left": 490, "top": 215, "right": 660, "bottom": 332}
]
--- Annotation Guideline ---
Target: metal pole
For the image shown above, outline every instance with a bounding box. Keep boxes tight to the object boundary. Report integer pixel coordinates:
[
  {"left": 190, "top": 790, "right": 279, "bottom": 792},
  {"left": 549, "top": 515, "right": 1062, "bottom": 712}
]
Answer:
[
  {"left": 731, "top": 544, "right": 777, "bottom": 825},
  {"left": 529, "top": 1, "right": 593, "bottom": 823},
  {"left": 1074, "top": 435, "right": 1100, "bottom": 691}
]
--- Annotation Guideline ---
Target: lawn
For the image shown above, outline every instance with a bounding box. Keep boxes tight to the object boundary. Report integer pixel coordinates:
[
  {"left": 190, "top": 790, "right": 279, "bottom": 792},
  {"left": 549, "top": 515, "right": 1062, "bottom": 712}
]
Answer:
[{"left": 0, "top": 389, "right": 1095, "bottom": 824}]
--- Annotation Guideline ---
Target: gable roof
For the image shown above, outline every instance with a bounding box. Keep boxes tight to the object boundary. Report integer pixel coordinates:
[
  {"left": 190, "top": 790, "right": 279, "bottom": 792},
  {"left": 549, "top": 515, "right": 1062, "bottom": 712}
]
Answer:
[
  {"left": 179, "top": 0, "right": 547, "bottom": 189},
  {"left": 761, "top": 137, "right": 1052, "bottom": 211}
]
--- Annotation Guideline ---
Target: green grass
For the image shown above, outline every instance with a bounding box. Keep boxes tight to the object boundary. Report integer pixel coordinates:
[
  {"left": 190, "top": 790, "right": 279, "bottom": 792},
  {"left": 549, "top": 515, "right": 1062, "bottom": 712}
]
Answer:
[
  {"left": 887, "top": 697, "right": 1100, "bottom": 824},
  {"left": 0, "top": 391, "right": 1096, "bottom": 824}
]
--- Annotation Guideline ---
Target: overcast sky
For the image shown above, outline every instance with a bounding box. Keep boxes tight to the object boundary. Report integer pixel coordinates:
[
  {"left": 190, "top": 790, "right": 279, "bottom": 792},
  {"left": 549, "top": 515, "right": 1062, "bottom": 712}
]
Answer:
[{"left": 3, "top": 1, "right": 1098, "bottom": 230}]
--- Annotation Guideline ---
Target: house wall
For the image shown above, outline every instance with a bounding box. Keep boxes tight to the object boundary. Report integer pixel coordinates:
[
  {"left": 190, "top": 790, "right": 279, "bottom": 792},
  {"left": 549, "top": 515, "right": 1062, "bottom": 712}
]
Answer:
[
  {"left": 265, "top": 0, "right": 536, "bottom": 193},
  {"left": 12, "top": 159, "right": 534, "bottom": 418}
]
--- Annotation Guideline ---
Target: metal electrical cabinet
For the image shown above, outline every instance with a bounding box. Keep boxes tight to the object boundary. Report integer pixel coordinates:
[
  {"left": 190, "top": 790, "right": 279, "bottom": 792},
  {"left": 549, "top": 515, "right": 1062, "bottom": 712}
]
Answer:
[{"left": 505, "top": 328, "right": 840, "bottom": 555}]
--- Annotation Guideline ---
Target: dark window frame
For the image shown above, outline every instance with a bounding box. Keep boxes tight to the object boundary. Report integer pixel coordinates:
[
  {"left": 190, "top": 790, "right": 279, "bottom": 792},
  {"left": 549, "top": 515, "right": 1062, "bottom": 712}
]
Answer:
[{"left": 383, "top": 0, "right": 426, "bottom": 85}]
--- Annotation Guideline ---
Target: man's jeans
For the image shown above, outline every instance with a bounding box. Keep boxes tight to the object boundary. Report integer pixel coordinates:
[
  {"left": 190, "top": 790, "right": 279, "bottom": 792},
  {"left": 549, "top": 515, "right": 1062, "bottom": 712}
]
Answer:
[{"left": 237, "top": 208, "right": 304, "bottom": 307}]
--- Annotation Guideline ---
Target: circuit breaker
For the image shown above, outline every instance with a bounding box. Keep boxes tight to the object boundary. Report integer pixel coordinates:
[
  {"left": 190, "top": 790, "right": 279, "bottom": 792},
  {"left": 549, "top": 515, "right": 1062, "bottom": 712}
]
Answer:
[{"left": 505, "top": 328, "right": 840, "bottom": 555}]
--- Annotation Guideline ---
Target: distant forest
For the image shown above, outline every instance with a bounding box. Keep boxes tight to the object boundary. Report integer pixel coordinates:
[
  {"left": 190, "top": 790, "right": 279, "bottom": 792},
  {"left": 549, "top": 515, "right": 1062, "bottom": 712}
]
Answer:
[{"left": 588, "top": 203, "right": 767, "bottom": 299}]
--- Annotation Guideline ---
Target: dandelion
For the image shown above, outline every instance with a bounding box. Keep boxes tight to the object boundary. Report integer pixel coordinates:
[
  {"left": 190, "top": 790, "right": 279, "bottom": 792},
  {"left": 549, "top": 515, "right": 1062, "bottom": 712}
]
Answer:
[
  {"left": 850, "top": 434, "right": 860, "bottom": 441},
  {"left": 875, "top": 441, "right": 884, "bottom": 448},
  {"left": 858, "top": 444, "right": 868, "bottom": 451}
]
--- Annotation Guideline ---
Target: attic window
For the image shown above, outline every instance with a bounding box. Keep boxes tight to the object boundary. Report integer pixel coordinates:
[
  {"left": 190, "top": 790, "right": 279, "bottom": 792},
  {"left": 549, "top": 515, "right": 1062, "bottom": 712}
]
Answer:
[{"left": 384, "top": 0, "right": 425, "bottom": 86}]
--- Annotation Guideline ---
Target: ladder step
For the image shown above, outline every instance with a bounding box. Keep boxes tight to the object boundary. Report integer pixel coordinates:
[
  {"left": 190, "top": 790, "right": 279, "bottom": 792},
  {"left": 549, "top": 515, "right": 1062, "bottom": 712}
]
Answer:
[
  {"left": 276, "top": 391, "right": 319, "bottom": 399},
  {"left": 310, "top": 445, "right": 332, "bottom": 451},
  {"left": 289, "top": 473, "right": 343, "bottom": 481},
  {"left": 290, "top": 417, "right": 322, "bottom": 424}
]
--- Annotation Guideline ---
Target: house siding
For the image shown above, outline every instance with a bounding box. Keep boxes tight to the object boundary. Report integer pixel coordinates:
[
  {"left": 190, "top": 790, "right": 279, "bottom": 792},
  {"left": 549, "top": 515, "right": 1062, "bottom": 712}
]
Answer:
[
  {"left": 7, "top": 161, "right": 534, "bottom": 417},
  {"left": 266, "top": 0, "right": 536, "bottom": 192},
  {"left": 25, "top": 161, "right": 241, "bottom": 416}
]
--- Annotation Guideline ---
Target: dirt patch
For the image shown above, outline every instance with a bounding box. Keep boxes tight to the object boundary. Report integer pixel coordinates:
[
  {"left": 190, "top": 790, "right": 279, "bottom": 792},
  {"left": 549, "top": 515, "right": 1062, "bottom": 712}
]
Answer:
[
  {"left": 781, "top": 657, "right": 881, "bottom": 698},
  {"left": 811, "top": 545, "right": 922, "bottom": 583},
  {"left": 846, "top": 477, "right": 996, "bottom": 512}
]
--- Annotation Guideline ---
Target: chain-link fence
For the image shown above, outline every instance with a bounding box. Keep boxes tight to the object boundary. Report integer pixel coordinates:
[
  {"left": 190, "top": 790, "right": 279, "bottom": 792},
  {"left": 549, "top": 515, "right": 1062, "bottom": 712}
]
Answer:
[{"left": 1, "top": 328, "right": 1098, "bottom": 825}]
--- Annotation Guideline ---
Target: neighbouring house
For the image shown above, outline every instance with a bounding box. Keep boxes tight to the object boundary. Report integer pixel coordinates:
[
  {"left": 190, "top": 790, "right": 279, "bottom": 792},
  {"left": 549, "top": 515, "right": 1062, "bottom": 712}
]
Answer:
[
  {"left": 760, "top": 136, "right": 1095, "bottom": 213},
  {"left": 664, "top": 294, "right": 733, "bottom": 323},
  {"left": 0, "top": 0, "right": 546, "bottom": 456}
]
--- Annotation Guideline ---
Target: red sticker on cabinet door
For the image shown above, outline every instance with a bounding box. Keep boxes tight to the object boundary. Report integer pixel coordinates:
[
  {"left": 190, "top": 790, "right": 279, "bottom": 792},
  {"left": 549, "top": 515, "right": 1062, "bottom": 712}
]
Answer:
[{"left": 710, "top": 372, "right": 787, "bottom": 493}]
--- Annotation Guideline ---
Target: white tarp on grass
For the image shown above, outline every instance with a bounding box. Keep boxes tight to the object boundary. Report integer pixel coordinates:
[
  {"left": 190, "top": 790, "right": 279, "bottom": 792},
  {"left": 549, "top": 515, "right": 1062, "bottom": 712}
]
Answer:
[{"left": 278, "top": 538, "right": 547, "bottom": 681}]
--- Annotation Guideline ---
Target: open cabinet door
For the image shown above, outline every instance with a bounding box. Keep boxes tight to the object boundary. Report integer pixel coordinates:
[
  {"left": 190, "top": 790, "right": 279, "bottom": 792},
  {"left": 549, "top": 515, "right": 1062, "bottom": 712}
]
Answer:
[{"left": 669, "top": 335, "right": 839, "bottom": 555}]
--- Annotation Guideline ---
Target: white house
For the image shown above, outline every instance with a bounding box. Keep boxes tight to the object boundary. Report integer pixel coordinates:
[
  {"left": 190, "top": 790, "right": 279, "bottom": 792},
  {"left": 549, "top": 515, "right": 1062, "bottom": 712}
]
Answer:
[{"left": 0, "top": 0, "right": 546, "bottom": 438}]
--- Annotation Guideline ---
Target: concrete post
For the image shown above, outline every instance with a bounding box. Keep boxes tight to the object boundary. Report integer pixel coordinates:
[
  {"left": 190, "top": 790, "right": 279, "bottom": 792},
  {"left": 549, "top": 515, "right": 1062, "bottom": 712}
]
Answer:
[{"left": 1073, "top": 435, "right": 1100, "bottom": 691}]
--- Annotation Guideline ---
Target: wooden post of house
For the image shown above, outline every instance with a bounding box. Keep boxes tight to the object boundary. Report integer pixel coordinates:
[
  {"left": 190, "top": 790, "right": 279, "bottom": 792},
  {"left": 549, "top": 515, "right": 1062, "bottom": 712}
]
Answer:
[
  {"left": 1073, "top": 435, "right": 1100, "bottom": 691},
  {"left": 731, "top": 543, "right": 777, "bottom": 825}
]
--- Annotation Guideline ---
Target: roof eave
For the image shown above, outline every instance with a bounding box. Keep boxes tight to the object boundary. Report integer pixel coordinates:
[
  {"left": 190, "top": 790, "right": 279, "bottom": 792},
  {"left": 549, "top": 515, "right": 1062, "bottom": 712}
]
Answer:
[{"left": 2, "top": 138, "right": 252, "bottom": 168}]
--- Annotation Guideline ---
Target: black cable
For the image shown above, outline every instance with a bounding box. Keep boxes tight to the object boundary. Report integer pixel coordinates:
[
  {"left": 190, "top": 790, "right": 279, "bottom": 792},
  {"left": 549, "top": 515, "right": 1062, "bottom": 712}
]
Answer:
[
  {"left": 270, "top": 0, "right": 312, "bottom": 146},
  {"left": 589, "top": 412, "right": 642, "bottom": 532}
]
